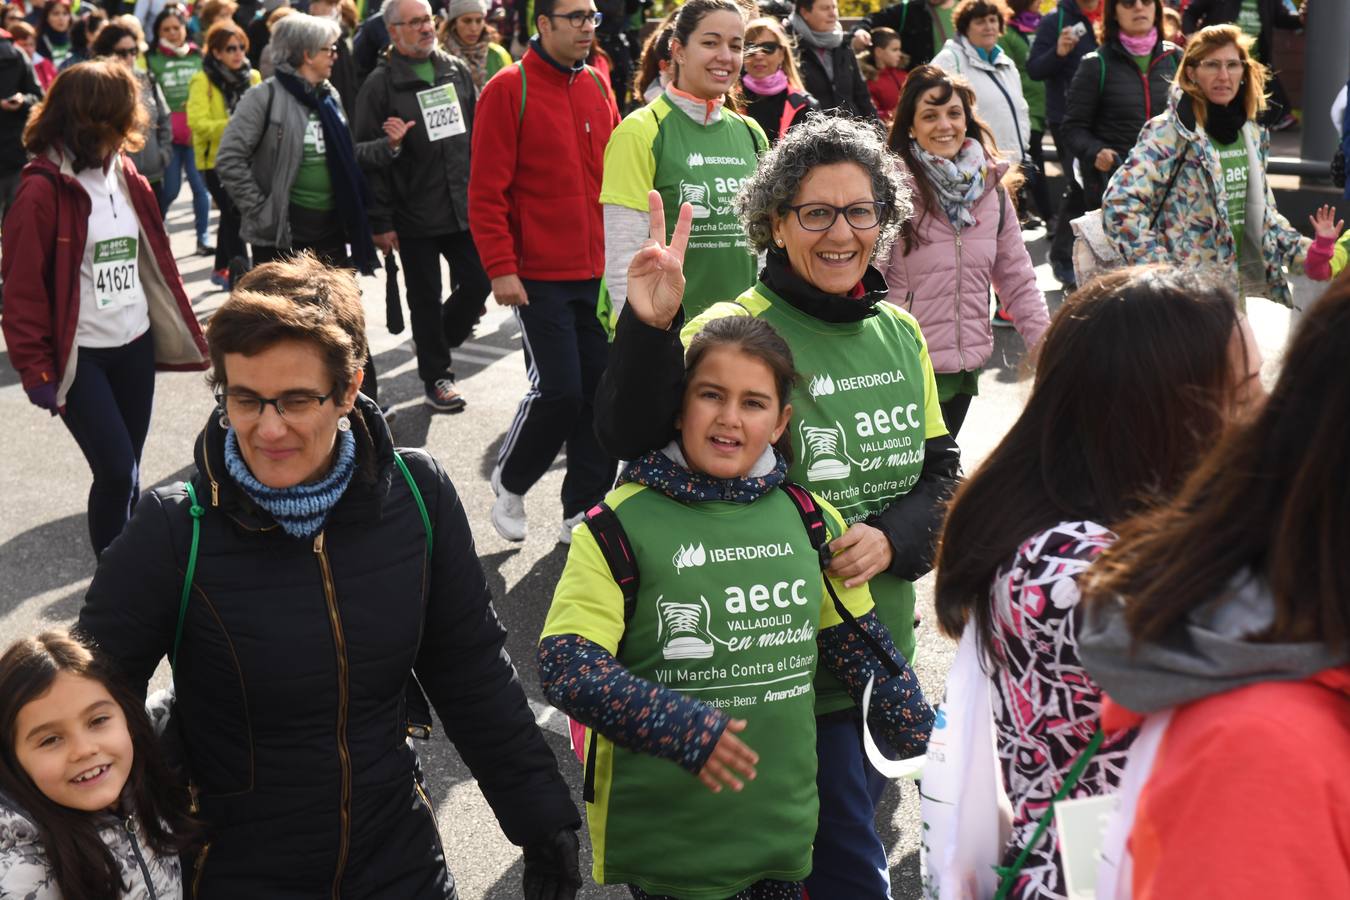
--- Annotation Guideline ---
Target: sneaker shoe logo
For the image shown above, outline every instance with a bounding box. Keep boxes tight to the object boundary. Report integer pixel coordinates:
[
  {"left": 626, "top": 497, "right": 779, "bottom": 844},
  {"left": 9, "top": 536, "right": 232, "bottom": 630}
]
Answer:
[
  {"left": 687, "top": 151, "right": 705, "bottom": 167},
  {"left": 808, "top": 373, "right": 836, "bottom": 398},
  {"left": 799, "top": 420, "right": 853, "bottom": 482},
  {"left": 672, "top": 543, "right": 707, "bottom": 572},
  {"left": 678, "top": 181, "right": 712, "bottom": 219},
  {"left": 656, "top": 594, "right": 717, "bottom": 660}
]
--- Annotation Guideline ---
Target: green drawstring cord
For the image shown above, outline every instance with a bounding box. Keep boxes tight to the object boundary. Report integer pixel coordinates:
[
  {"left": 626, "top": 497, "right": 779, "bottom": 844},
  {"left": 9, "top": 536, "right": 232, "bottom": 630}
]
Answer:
[
  {"left": 992, "top": 728, "right": 1106, "bottom": 899},
  {"left": 171, "top": 482, "right": 204, "bottom": 674}
]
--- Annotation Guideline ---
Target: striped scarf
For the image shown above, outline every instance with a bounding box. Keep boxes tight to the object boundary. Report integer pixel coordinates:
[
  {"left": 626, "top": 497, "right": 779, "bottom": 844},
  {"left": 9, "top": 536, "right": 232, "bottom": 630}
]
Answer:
[{"left": 224, "top": 427, "right": 356, "bottom": 538}]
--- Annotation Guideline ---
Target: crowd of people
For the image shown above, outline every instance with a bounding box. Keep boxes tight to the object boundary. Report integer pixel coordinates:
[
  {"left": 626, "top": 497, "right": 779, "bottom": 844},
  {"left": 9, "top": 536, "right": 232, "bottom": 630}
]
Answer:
[{"left": 0, "top": 0, "right": 1346, "bottom": 898}]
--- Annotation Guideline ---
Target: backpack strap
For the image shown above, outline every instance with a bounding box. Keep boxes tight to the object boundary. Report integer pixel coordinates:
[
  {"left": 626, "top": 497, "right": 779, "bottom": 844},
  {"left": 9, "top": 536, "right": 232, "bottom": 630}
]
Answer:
[
  {"left": 579, "top": 501, "right": 639, "bottom": 802},
  {"left": 392, "top": 451, "right": 435, "bottom": 739},
  {"left": 996, "top": 184, "right": 1007, "bottom": 234},
  {"left": 517, "top": 60, "right": 607, "bottom": 125},
  {"left": 780, "top": 483, "right": 902, "bottom": 678},
  {"left": 1098, "top": 53, "right": 1106, "bottom": 97},
  {"left": 171, "top": 482, "right": 205, "bottom": 674}
]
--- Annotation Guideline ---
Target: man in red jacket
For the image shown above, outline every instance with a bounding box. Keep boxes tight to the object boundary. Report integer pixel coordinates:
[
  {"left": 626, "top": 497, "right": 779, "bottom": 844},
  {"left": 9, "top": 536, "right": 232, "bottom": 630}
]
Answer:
[{"left": 469, "top": 0, "right": 619, "bottom": 545}]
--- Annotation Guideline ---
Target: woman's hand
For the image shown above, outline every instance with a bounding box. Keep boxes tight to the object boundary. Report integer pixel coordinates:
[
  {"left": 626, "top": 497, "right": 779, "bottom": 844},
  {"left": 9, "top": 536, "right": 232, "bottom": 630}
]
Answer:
[
  {"left": 1310, "top": 204, "right": 1345, "bottom": 242},
  {"left": 696, "top": 718, "right": 758, "bottom": 793},
  {"left": 827, "top": 523, "right": 894, "bottom": 588},
  {"left": 626, "top": 189, "right": 693, "bottom": 331},
  {"left": 1094, "top": 148, "right": 1119, "bottom": 172}
]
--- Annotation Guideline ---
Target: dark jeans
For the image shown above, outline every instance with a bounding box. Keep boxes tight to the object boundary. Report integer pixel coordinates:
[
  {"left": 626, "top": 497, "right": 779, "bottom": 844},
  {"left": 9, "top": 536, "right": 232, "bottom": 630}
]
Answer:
[
  {"left": 62, "top": 331, "right": 156, "bottom": 557},
  {"left": 1049, "top": 123, "right": 1085, "bottom": 277},
  {"left": 1024, "top": 128, "right": 1054, "bottom": 223},
  {"left": 253, "top": 238, "right": 379, "bottom": 404},
  {"left": 939, "top": 392, "right": 974, "bottom": 438},
  {"left": 397, "top": 230, "right": 490, "bottom": 389},
  {"left": 805, "top": 712, "right": 894, "bottom": 900},
  {"left": 498, "top": 278, "right": 614, "bottom": 517},
  {"left": 204, "top": 169, "right": 246, "bottom": 274}
]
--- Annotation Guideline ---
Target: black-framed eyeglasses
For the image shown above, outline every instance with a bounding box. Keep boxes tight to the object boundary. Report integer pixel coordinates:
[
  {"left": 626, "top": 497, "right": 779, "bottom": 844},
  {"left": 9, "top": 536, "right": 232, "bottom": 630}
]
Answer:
[
  {"left": 221, "top": 43, "right": 247, "bottom": 53},
  {"left": 547, "top": 10, "right": 602, "bottom": 28},
  {"left": 112, "top": 47, "right": 139, "bottom": 58},
  {"left": 216, "top": 390, "right": 334, "bottom": 421},
  {"left": 1116, "top": 0, "right": 1151, "bottom": 7},
  {"left": 745, "top": 41, "right": 782, "bottom": 55},
  {"left": 785, "top": 201, "right": 887, "bottom": 232}
]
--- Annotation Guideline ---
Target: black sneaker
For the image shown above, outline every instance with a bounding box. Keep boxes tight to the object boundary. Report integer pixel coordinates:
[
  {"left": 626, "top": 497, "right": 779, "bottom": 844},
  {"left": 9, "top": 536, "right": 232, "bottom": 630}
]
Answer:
[
  {"left": 424, "top": 378, "right": 466, "bottom": 413},
  {"left": 196, "top": 242, "right": 215, "bottom": 257}
]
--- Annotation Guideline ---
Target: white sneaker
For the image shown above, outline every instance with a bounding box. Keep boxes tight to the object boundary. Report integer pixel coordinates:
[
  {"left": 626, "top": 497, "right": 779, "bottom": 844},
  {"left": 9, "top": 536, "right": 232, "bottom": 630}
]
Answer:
[
  {"left": 559, "top": 510, "right": 587, "bottom": 545},
  {"left": 490, "top": 466, "right": 526, "bottom": 542}
]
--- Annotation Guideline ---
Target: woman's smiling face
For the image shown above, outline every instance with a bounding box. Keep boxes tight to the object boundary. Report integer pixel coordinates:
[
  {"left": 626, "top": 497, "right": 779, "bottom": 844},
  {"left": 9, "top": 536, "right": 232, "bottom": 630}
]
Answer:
[
  {"left": 673, "top": 10, "right": 743, "bottom": 101},
  {"left": 909, "top": 85, "right": 968, "bottom": 159},
  {"left": 742, "top": 27, "right": 783, "bottom": 81},
  {"left": 771, "top": 161, "right": 880, "bottom": 296}
]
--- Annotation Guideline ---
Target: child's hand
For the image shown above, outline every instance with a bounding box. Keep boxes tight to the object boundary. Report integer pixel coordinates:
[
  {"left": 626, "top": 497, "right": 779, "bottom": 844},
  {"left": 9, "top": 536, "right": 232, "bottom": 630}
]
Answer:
[
  {"left": 697, "top": 718, "right": 758, "bottom": 793},
  {"left": 1310, "top": 204, "right": 1345, "bottom": 242}
]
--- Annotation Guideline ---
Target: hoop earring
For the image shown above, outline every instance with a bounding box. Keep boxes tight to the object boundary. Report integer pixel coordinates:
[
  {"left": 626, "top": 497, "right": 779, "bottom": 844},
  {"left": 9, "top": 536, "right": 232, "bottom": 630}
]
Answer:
[
  {"left": 337, "top": 415, "right": 352, "bottom": 433},
  {"left": 218, "top": 409, "right": 231, "bottom": 430}
]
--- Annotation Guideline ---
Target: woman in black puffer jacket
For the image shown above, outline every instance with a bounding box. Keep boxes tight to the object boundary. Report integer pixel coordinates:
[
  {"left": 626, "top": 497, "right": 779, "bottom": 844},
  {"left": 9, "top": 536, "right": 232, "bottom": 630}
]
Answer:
[
  {"left": 1061, "top": 0, "right": 1179, "bottom": 208},
  {"left": 76, "top": 254, "right": 582, "bottom": 899}
]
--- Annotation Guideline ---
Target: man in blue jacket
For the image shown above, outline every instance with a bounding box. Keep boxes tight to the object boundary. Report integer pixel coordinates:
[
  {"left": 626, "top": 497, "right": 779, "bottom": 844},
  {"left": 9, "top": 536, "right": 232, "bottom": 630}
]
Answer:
[{"left": 1027, "top": 0, "right": 1098, "bottom": 290}]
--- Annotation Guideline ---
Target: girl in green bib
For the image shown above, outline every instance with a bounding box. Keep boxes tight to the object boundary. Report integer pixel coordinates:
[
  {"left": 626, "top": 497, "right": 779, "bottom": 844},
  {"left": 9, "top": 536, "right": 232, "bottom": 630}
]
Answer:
[
  {"left": 601, "top": 0, "right": 768, "bottom": 324},
  {"left": 540, "top": 311, "right": 932, "bottom": 900},
  {"left": 147, "top": 6, "right": 213, "bottom": 254}
]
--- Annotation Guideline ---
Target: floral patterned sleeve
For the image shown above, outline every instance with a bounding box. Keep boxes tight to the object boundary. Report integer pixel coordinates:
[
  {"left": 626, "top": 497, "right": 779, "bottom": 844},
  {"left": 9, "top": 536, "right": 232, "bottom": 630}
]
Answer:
[
  {"left": 990, "top": 520, "right": 1136, "bottom": 900},
  {"left": 538, "top": 634, "right": 728, "bottom": 774}
]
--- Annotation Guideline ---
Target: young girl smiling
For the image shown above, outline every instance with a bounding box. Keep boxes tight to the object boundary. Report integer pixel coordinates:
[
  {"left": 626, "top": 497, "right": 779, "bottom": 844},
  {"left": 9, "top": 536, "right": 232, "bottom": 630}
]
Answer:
[
  {"left": 540, "top": 308, "right": 932, "bottom": 899},
  {"left": 0, "top": 631, "right": 194, "bottom": 899}
]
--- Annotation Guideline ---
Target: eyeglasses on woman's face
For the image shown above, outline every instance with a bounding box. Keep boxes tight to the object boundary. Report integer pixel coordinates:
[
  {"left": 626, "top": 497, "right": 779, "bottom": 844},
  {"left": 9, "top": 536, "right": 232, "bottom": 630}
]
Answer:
[
  {"left": 216, "top": 390, "right": 335, "bottom": 421},
  {"left": 785, "top": 201, "right": 887, "bottom": 232},
  {"left": 112, "top": 45, "right": 139, "bottom": 59},
  {"left": 221, "top": 42, "right": 246, "bottom": 53},
  {"left": 745, "top": 40, "right": 782, "bottom": 56},
  {"left": 1195, "top": 59, "right": 1244, "bottom": 75},
  {"left": 1116, "top": 0, "right": 1151, "bottom": 7},
  {"left": 547, "top": 10, "right": 602, "bottom": 29}
]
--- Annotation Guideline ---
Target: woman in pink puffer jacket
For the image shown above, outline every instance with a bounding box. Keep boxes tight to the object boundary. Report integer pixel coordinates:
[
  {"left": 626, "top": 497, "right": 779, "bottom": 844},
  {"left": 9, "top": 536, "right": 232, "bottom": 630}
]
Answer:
[{"left": 883, "top": 65, "right": 1049, "bottom": 435}]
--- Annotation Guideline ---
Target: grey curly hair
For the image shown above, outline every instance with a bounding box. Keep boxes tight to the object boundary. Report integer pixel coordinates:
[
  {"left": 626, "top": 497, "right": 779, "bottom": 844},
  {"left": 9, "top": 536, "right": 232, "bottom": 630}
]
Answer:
[{"left": 735, "top": 114, "right": 912, "bottom": 259}]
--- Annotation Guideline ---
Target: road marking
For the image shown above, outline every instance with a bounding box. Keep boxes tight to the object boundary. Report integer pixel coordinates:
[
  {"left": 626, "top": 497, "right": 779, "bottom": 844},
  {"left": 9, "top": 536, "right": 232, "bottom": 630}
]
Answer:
[{"left": 528, "top": 699, "right": 571, "bottom": 739}]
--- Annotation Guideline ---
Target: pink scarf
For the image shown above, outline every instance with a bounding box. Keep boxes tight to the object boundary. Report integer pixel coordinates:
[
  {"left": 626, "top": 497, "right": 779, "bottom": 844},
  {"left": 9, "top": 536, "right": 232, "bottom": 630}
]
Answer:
[
  {"left": 742, "top": 69, "right": 789, "bottom": 96},
  {"left": 1118, "top": 28, "right": 1158, "bottom": 57}
]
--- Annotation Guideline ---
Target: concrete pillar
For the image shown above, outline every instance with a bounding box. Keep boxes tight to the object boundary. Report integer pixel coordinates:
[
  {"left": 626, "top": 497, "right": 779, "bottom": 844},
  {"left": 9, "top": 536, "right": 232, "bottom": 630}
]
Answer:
[{"left": 1299, "top": 1, "right": 1350, "bottom": 164}]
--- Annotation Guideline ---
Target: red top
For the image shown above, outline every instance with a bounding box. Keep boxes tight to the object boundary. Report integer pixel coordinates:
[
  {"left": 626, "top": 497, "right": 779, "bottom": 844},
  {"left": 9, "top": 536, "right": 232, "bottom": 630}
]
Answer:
[
  {"left": 468, "top": 47, "right": 620, "bottom": 282},
  {"left": 868, "top": 68, "right": 907, "bottom": 123},
  {"left": 1, "top": 154, "right": 207, "bottom": 404},
  {"left": 1129, "top": 667, "right": 1350, "bottom": 899}
]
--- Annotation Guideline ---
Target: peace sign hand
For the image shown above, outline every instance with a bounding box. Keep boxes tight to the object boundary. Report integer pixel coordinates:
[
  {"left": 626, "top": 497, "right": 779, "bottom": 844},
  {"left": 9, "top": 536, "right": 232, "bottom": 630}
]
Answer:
[{"left": 625, "top": 190, "right": 694, "bottom": 331}]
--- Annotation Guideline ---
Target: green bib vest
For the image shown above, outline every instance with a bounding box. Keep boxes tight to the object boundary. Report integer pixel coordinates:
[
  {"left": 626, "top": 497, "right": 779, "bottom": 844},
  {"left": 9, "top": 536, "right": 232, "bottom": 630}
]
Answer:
[
  {"left": 590, "top": 487, "right": 825, "bottom": 898},
  {"left": 694, "top": 283, "right": 936, "bottom": 712},
  {"left": 602, "top": 96, "right": 766, "bottom": 320},
  {"left": 1212, "top": 136, "right": 1249, "bottom": 261},
  {"left": 147, "top": 52, "right": 201, "bottom": 112}
]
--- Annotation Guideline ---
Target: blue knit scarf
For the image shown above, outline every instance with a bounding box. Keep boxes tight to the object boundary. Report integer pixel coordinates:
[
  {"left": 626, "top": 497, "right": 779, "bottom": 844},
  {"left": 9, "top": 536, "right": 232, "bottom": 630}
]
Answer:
[
  {"left": 224, "top": 427, "right": 357, "bottom": 538},
  {"left": 619, "top": 441, "right": 787, "bottom": 504}
]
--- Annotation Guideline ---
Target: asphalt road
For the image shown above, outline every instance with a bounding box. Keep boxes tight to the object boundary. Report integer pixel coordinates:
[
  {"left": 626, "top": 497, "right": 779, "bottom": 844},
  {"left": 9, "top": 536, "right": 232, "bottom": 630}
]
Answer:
[{"left": 0, "top": 194, "right": 1296, "bottom": 899}]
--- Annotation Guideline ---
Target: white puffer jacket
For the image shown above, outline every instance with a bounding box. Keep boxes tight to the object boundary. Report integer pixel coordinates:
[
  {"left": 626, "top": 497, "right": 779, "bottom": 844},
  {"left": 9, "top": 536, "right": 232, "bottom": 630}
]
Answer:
[
  {"left": 0, "top": 794, "right": 181, "bottom": 900},
  {"left": 930, "top": 36, "right": 1031, "bottom": 163}
]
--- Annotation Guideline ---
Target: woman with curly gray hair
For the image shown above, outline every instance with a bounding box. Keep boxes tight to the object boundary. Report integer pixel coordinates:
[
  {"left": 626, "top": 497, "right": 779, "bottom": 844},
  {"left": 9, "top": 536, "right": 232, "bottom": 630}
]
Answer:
[{"left": 593, "top": 113, "right": 960, "bottom": 899}]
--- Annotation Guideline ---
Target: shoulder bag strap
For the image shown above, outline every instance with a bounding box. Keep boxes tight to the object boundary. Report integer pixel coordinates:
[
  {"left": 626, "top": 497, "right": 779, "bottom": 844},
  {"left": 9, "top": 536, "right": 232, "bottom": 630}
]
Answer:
[
  {"left": 994, "top": 728, "right": 1107, "bottom": 898},
  {"left": 1149, "top": 141, "right": 1188, "bottom": 231}
]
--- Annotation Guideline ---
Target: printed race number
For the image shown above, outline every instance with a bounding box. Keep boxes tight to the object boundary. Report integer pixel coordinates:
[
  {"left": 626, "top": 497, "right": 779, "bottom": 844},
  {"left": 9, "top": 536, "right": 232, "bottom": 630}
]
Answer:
[
  {"left": 93, "top": 237, "right": 140, "bottom": 310},
  {"left": 416, "top": 83, "right": 466, "bottom": 142}
]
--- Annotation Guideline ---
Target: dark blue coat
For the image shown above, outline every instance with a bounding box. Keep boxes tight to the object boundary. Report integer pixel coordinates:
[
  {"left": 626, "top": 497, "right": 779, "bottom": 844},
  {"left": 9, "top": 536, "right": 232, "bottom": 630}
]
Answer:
[{"left": 1026, "top": 0, "right": 1099, "bottom": 127}]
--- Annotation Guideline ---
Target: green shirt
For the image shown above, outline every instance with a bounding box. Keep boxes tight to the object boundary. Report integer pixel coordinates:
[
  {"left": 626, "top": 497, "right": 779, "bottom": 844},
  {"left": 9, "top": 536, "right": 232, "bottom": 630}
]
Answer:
[
  {"left": 1212, "top": 136, "right": 1249, "bottom": 260},
  {"left": 1237, "top": 0, "right": 1263, "bottom": 57},
  {"left": 543, "top": 485, "right": 872, "bottom": 898},
  {"left": 146, "top": 50, "right": 202, "bottom": 112},
  {"left": 1131, "top": 53, "right": 1151, "bottom": 73},
  {"left": 932, "top": 2, "right": 956, "bottom": 51},
  {"left": 601, "top": 95, "right": 767, "bottom": 320},
  {"left": 684, "top": 283, "right": 948, "bottom": 712},
  {"left": 290, "top": 111, "right": 335, "bottom": 211},
  {"left": 409, "top": 57, "right": 435, "bottom": 85}
]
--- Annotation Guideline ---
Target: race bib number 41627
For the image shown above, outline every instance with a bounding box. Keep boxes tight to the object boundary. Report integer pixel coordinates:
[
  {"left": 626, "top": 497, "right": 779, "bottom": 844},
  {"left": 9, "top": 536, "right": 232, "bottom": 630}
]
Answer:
[
  {"left": 93, "top": 237, "right": 140, "bottom": 310},
  {"left": 417, "top": 83, "right": 466, "bottom": 142}
]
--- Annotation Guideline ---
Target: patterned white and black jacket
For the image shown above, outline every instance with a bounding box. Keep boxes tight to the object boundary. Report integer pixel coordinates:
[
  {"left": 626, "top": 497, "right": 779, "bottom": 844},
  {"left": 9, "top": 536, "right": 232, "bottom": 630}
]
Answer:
[{"left": 0, "top": 793, "right": 181, "bottom": 900}]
